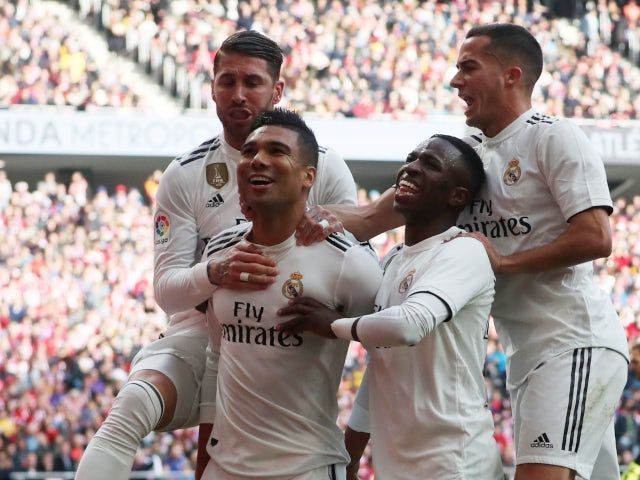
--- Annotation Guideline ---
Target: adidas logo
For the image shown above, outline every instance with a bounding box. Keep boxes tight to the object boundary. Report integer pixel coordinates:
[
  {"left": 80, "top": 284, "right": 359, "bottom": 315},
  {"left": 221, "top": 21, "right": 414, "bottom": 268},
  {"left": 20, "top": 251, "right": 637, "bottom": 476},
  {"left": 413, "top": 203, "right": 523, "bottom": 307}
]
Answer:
[
  {"left": 206, "top": 194, "right": 224, "bottom": 208},
  {"left": 531, "top": 433, "right": 553, "bottom": 449}
]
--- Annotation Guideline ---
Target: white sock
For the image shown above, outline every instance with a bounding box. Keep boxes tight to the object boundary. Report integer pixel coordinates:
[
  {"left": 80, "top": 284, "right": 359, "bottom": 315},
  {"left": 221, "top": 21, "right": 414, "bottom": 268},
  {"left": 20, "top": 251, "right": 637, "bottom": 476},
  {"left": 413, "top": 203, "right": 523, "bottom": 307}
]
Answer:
[{"left": 75, "top": 380, "right": 164, "bottom": 480}]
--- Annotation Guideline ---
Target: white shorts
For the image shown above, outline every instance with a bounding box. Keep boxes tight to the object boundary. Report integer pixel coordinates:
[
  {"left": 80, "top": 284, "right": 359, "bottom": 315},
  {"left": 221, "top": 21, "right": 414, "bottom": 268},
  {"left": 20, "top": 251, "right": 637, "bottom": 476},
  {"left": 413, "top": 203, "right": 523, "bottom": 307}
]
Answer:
[
  {"left": 202, "top": 458, "right": 346, "bottom": 480},
  {"left": 512, "top": 347, "right": 627, "bottom": 479},
  {"left": 129, "top": 328, "right": 208, "bottom": 431}
]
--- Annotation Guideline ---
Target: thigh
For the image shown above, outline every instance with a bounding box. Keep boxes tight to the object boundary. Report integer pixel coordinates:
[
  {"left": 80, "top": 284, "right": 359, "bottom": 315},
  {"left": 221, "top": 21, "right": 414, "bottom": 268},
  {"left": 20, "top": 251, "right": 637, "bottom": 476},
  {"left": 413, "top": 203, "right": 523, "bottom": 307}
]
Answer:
[
  {"left": 513, "top": 348, "right": 626, "bottom": 479},
  {"left": 130, "top": 353, "right": 202, "bottom": 432}
]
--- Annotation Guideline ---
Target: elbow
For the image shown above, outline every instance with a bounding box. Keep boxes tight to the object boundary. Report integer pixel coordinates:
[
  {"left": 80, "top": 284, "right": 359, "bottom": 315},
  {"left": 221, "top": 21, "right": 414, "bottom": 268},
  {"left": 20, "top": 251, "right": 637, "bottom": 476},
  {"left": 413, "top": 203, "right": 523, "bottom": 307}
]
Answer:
[
  {"left": 397, "top": 330, "right": 423, "bottom": 346},
  {"left": 153, "top": 281, "right": 173, "bottom": 314},
  {"left": 598, "top": 236, "right": 612, "bottom": 259},
  {"left": 592, "top": 227, "right": 612, "bottom": 259}
]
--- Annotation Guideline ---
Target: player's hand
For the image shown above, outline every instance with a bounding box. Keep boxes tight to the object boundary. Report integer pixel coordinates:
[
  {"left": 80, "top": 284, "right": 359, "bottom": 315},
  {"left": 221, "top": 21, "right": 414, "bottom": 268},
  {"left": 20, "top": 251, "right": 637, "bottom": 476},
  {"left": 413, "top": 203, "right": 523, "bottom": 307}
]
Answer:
[
  {"left": 457, "top": 232, "right": 504, "bottom": 273},
  {"left": 207, "top": 241, "right": 278, "bottom": 289},
  {"left": 295, "top": 206, "right": 343, "bottom": 246},
  {"left": 276, "top": 297, "right": 342, "bottom": 338}
]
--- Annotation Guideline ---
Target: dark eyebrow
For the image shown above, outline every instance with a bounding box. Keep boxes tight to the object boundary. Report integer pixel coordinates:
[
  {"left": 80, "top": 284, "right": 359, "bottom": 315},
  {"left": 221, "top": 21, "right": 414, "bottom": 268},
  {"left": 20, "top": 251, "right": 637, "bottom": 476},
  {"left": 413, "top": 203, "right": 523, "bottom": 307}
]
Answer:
[
  {"left": 241, "top": 140, "right": 292, "bottom": 153},
  {"left": 264, "top": 140, "right": 292, "bottom": 152},
  {"left": 456, "top": 59, "right": 478, "bottom": 69}
]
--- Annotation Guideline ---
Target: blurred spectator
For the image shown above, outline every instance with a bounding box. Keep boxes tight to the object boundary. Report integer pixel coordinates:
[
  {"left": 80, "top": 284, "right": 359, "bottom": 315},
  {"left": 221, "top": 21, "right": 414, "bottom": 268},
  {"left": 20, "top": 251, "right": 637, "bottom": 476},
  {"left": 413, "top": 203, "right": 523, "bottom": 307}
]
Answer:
[
  {"left": 143, "top": 169, "right": 163, "bottom": 205},
  {"left": 64, "top": 0, "right": 640, "bottom": 120},
  {"left": 0, "top": 0, "right": 143, "bottom": 109}
]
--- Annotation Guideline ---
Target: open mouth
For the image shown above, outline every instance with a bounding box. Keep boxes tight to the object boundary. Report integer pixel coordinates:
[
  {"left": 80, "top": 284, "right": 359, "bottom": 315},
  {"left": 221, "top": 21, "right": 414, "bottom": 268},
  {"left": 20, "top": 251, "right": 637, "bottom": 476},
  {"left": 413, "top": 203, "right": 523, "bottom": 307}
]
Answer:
[
  {"left": 249, "top": 175, "right": 274, "bottom": 186},
  {"left": 459, "top": 95, "right": 474, "bottom": 113},
  {"left": 230, "top": 108, "right": 252, "bottom": 120},
  {"left": 396, "top": 178, "right": 419, "bottom": 198}
]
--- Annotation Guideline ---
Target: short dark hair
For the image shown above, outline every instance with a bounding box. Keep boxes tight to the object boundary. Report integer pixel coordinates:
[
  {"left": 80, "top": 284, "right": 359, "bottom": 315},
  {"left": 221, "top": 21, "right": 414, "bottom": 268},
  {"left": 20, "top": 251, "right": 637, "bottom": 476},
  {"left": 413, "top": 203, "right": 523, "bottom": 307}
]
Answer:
[
  {"left": 431, "top": 134, "right": 485, "bottom": 200},
  {"left": 466, "top": 23, "right": 543, "bottom": 91},
  {"left": 249, "top": 108, "right": 319, "bottom": 168},
  {"left": 214, "top": 30, "right": 284, "bottom": 81}
]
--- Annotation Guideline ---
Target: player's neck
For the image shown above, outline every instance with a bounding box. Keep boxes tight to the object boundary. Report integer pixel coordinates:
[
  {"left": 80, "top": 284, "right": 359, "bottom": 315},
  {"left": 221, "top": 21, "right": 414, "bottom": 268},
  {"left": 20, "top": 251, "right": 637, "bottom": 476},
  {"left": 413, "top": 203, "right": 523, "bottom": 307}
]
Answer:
[
  {"left": 483, "top": 98, "right": 531, "bottom": 138},
  {"left": 248, "top": 204, "right": 305, "bottom": 247},
  {"left": 404, "top": 217, "right": 455, "bottom": 246}
]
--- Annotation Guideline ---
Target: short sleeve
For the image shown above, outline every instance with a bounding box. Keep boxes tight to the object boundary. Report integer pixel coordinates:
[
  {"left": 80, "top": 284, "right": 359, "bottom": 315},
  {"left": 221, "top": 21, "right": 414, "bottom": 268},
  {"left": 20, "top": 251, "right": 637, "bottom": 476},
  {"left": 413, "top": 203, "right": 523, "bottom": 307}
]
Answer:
[{"left": 536, "top": 120, "right": 613, "bottom": 221}]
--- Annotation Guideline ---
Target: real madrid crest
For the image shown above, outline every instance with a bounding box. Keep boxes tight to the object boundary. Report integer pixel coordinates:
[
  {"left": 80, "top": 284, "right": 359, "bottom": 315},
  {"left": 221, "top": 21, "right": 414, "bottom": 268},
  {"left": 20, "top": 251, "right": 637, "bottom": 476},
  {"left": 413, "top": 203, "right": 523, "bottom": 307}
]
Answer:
[
  {"left": 398, "top": 269, "right": 415, "bottom": 294},
  {"left": 206, "top": 163, "right": 229, "bottom": 189},
  {"left": 282, "top": 272, "right": 304, "bottom": 299},
  {"left": 502, "top": 159, "right": 521, "bottom": 186}
]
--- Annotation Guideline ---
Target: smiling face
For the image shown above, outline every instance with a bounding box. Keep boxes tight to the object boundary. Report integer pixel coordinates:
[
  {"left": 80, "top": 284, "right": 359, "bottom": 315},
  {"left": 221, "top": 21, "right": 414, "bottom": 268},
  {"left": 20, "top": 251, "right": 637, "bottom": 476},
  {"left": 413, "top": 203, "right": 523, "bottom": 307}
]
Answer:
[
  {"left": 449, "top": 35, "right": 511, "bottom": 137},
  {"left": 238, "top": 125, "right": 315, "bottom": 211},
  {"left": 212, "top": 53, "right": 284, "bottom": 149},
  {"left": 394, "top": 138, "right": 469, "bottom": 222}
]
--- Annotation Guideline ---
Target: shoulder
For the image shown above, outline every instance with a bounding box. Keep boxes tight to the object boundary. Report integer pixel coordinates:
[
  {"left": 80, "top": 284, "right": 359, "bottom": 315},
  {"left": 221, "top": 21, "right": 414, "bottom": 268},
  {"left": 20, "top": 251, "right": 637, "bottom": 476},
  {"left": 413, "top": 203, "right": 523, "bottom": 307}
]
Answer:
[
  {"left": 433, "top": 235, "right": 492, "bottom": 274},
  {"left": 318, "top": 144, "right": 339, "bottom": 160},
  {"left": 175, "top": 136, "right": 222, "bottom": 168},
  {"left": 521, "top": 111, "right": 568, "bottom": 140},
  {"left": 203, "top": 222, "right": 250, "bottom": 258},
  {"left": 324, "top": 233, "right": 377, "bottom": 260},
  {"left": 317, "top": 145, "right": 346, "bottom": 168},
  {"left": 381, "top": 244, "right": 403, "bottom": 273}
]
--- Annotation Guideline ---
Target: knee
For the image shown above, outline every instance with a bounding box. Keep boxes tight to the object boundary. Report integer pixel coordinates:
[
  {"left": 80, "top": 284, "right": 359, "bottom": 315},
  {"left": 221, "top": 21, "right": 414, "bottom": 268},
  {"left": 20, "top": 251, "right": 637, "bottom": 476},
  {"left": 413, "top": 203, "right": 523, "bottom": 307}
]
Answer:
[{"left": 128, "top": 369, "right": 177, "bottom": 429}]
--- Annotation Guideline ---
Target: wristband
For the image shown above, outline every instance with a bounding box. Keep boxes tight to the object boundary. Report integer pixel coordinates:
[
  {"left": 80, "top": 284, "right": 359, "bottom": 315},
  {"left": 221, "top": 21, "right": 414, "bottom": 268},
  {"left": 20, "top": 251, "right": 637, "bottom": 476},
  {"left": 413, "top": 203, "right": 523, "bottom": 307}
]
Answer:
[{"left": 351, "top": 317, "right": 361, "bottom": 342}]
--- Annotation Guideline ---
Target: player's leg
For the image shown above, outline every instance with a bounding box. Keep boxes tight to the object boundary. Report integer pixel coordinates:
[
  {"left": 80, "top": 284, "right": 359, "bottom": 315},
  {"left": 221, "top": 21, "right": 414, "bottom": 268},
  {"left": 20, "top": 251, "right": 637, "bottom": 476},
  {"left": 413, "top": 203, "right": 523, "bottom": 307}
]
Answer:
[
  {"left": 585, "top": 420, "right": 620, "bottom": 480},
  {"left": 513, "top": 348, "right": 627, "bottom": 480},
  {"left": 76, "top": 334, "right": 206, "bottom": 480},
  {"left": 75, "top": 370, "right": 172, "bottom": 480}
]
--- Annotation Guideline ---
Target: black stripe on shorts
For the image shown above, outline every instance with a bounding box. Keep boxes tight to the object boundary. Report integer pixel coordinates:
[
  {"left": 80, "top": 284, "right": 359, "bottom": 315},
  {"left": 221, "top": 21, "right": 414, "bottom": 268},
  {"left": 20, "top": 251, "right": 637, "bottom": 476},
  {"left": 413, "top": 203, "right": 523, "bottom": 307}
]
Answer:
[{"left": 561, "top": 348, "right": 592, "bottom": 452}]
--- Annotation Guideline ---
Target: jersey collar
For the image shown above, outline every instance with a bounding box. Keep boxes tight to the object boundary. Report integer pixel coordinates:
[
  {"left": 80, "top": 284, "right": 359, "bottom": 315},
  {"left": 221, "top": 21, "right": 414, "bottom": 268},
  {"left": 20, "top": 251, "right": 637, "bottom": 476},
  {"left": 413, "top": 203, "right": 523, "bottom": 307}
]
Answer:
[
  {"left": 220, "top": 135, "right": 242, "bottom": 163},
  {"left": 402, "top": 226, "right": 464, "bottom": 255},
  {"left": 484, "top": 108, "right": 537, "bottom": 146}
]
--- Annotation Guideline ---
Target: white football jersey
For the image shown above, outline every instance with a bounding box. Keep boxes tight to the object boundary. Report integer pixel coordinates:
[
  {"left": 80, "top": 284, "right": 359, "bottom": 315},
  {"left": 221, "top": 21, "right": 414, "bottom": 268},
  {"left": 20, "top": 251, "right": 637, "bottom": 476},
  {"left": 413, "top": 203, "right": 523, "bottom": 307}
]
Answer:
[
  {"left": 458, "top": 109, "right": 629, "bottom": 389},
  {"left": 203, "top": 223, "right": 381, "bottom": 478},
  {"left": 153, "top": 134, "right": 357, "bottom": 333},
  {"left": 347, "top": 228, "right": 503, "bottom": 479}
]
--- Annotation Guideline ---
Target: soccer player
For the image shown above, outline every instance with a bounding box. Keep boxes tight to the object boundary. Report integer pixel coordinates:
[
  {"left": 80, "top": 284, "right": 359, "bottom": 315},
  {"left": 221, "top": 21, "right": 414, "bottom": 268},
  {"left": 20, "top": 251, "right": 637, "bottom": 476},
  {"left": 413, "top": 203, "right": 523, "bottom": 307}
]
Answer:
[
  {"left": 278, "top": 134, "right": 504, "bottom": 480},
  {"left": 76, "top": 31, "right": 358, "bottom": 480},
  {"left": 308, "top": 22, "right": 629, "bottom": 480},
  {"left": 450, "top": 24, "right": 628, "bottom": 480},
  {"left": 199, "top": 109, "right": 381, "bottom": 480}
]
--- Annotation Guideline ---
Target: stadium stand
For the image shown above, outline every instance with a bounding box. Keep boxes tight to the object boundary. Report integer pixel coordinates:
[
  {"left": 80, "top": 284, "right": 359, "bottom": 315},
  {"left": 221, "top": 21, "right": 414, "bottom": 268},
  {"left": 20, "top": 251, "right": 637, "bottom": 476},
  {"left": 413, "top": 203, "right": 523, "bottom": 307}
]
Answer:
[
  {"left": 59, "top": 0, "right": 640, "bottom": 119},
  {"left": 2, "top": 0, "right": 640, "bottom": 478}
]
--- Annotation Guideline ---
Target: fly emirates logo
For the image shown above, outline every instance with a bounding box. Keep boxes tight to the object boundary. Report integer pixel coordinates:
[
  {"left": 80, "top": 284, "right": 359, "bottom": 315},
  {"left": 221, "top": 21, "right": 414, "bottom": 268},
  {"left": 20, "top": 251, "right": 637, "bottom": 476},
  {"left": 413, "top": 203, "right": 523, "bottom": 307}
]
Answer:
[
  {"left": 220, "top": 301, "right": 304, "bottom": 347},
  {"left": 458, "top": 199, "right": 532, "bottom": 238}
]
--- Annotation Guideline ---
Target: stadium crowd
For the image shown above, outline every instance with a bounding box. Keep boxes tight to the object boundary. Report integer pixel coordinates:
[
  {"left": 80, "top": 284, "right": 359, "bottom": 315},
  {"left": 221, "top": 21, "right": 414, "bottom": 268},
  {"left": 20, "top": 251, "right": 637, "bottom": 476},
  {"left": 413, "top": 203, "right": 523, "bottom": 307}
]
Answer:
[
  {"left": 0, "top": 169, "right": 638, "bottom": 478},
  {"left": 59, "top": 0, "right": 640, "bottom": 119},
  {"left": 0, "top": 0, "right": 146, "bottom": 109},
  {"left": 3, "top": 0, "right": 640, "bottom": 119}
]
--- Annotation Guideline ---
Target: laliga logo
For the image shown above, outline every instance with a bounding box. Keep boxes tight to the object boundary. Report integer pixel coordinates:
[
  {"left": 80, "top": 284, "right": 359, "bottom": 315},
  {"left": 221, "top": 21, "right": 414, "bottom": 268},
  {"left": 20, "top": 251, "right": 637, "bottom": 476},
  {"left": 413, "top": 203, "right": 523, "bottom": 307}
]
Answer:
[{"left": 155, "top": 213, "right": 170, "bottom": 245}]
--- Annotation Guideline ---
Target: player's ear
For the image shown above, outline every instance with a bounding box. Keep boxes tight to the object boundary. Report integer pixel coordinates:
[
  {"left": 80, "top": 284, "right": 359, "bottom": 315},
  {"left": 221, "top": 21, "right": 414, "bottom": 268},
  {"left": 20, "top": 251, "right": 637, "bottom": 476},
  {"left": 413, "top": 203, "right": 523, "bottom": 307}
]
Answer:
[
  {"left": 211, "top": 77, "right": 216, "bottom": 102},
  {"left": 272, "top": 79, "right": 284, "bottom": 105},
  {"left": 448, "top": 186, "right": 470, "bottom": 209},
  {"left": 302, "top": 166, "right": 316, "bottom": 189},
  {"left": 504, "top": 65, "right": 523, "bottom": 88}
]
